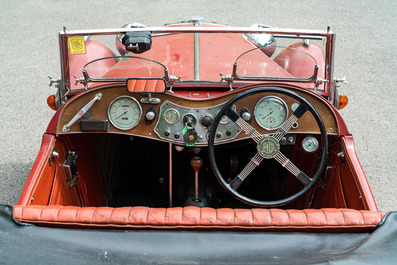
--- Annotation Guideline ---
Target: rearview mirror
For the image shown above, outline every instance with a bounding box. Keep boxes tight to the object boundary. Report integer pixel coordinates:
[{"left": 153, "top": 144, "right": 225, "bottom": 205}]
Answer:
[{"left": 126, "top": 78, "right": 166, "bottom": 93}]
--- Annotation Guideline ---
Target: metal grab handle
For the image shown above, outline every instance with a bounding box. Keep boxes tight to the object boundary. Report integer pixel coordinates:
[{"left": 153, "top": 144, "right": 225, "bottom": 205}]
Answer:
[{"left": 62, "top": 93, "right": 102, "bottom": 132}]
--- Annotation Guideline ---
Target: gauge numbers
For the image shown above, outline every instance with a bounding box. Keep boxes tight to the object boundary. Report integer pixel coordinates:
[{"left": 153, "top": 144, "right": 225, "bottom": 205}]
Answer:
[
  {"left": 108, "top": 96, "right": 142, "bottom": 130},
  {"left": 254, "top": 96, "right": 288, "bottom": 130}
]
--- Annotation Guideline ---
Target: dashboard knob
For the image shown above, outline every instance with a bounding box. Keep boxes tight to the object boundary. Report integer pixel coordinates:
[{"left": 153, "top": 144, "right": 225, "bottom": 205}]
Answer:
[
  {"left": 146, "top": 111, "right": 156, "bottom": 121},
  {"left": 200, "top": 115, "right": 213, "bottom": 127},
  {"left": 241, "top": 111, "right": 251, "bottom": 121}
]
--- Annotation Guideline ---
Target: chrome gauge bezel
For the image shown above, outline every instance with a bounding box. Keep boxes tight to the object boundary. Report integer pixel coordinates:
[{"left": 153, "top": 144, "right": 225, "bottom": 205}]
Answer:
[
  {"left": 164, "top": 108, "right": 180, "bottom": 124},
  {"left": 219, "top": 105, "right": 236, "bottom": 125},
  {"left": 107, "top": 95, "right": 142, "bottom": 130},
  {"left": 254, "top": 96, "right": 289, "bottom": 130},
  {"left": 302, "top": 136, "right": 319, "bottom": 153}
]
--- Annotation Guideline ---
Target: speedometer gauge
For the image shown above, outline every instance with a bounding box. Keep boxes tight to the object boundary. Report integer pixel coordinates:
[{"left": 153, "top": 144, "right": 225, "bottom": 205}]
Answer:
[
  {"left": 108, "top": 96, "right": 142, "bottom": 130},
  {"left": 254, "top": 96, "right": 288, "bottom": 130}
]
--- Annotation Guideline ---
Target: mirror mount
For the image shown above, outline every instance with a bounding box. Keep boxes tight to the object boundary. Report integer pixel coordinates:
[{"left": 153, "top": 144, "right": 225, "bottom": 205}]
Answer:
[{"left": 126, "top": 78, "right": 166, "bottom": 104}]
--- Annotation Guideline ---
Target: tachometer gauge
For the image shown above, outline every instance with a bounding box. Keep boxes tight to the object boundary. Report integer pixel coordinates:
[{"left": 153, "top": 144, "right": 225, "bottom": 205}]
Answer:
[
  {"left": 254, "top": 96, "right": 288, "bottom": 130},
  {"left": 108, "top": 96, "right": 142, "bottom": 130},
  {"left": 302, "top": 136, "right": 319, "bottom": 153}
]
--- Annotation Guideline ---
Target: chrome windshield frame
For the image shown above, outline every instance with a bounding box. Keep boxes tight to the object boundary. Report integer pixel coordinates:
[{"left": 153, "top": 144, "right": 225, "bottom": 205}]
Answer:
[{"left": 57, "top": 26, "right": 335, "bottom": 104}]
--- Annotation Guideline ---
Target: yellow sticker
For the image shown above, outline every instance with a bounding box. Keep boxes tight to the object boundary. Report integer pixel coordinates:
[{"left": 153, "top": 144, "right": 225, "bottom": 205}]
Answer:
[{"left": 68, "top": 37, "right": 86, "bottom": 54}]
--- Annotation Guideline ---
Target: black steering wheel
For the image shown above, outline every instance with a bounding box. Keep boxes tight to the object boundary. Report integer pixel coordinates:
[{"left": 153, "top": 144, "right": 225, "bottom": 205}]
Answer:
[{"left": 208, "top": 87, "right": 328, "bottom": 207}]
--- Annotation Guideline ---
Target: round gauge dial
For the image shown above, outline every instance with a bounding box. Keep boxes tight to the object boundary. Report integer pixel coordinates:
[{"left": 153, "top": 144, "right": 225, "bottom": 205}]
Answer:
[
  {"left": 108, "top": 96, "right": 142, "bottom": 130},
  {"left": 182, "top": 113, "right": 197, "bottom": 127},
  {"left": 220, "top": 105, "right": 237, "bottom": 125},
  {"left": 254, "top": 96, "right": 288, "bottom": 130},
  {"left": 220, "top": 115, "right": 231, "bottom": 125},
  {"left": 164, "top": 109, "right": 179, "bottom": 124},
  {"left": 302, "top": 136, "right": 319, "bottom": 152}
]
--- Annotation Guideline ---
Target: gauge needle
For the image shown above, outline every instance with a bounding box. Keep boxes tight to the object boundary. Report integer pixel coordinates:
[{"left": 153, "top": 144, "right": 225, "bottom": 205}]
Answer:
[
  {"left": 115, "top": 111, "right": 128, "bottom": 120},
  {"left": 263, "top": 111, "right": 274, "bottom": 119}
]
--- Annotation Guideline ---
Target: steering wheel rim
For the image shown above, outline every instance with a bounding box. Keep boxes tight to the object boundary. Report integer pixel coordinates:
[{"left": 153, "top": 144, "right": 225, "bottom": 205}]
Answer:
[{"left": 208, "top": 86, "right": 328, "bottom": 207}]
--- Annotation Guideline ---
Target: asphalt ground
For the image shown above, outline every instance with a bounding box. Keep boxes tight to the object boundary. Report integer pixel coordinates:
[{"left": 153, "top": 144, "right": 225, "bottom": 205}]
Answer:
[{"left": 0, "top": 0, "right": 396, "bottom": 211}]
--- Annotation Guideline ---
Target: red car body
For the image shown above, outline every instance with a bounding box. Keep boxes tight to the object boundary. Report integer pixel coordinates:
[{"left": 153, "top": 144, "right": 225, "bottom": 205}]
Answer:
[{"left": 1, "top": 20, "right": 396, "bottom": 264}]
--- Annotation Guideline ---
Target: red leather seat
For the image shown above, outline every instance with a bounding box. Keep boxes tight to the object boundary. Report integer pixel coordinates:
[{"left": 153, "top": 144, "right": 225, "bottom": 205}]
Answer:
[{"left": 13, "top": 205, "right": 386, "bottom": 232}]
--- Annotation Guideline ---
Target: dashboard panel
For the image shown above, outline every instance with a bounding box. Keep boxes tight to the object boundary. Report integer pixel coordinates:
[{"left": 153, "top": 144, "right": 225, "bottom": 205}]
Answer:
[{"left": 57, "top": 85, "right": 339, "bottom": 146}]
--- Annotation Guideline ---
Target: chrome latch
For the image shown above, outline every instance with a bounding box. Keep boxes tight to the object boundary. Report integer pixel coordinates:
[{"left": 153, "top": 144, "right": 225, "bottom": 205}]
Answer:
[
  {"left": 314, "top": 78, "right": 329, "bottom": 90},
  {"left": 337, "top": 150, "right": 345, "bottom": 165},
  {"left": 48, "top": 75, "right": 60, "bottom": 88},
  {"left": 48, "top": 146, "right": 59, "bottom": 166},
  {"left": 220, "top": 73, "right": 234, "bottom": 91},
  {"left": 63, "top": 150, "right": 78, "bottom": 189},
  {"left": 334, "top": 77, "right": 348, "bottom": 88},
  {"left": 167, "top": 75, "right": 182, "bottom": 93}
]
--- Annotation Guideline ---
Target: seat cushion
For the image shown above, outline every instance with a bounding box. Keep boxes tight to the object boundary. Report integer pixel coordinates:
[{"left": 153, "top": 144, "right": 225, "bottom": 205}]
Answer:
[{"left": 13, "top": 205, "right": 387, "bottom": 232}]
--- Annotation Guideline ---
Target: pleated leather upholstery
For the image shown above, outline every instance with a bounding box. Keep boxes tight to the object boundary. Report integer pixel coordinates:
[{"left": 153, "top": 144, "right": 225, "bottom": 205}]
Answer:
[{"left": 13, "top": 205, "right": 386, "bottom": 231}]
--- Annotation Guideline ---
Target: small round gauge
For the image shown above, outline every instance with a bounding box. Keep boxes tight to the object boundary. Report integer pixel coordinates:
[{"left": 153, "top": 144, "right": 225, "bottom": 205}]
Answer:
[
  {"left": 220, "top": 105, "right": 237, "bottom": 125},
  {"left": 302, "top": 136, "right": 319, "bottom": 153},
  {"left": 164, "top": 109, "right": 180, "bottom": 124},
  {"left": 182, "top": 113, "right": 197, "bottom": 127},
  {"left": 108, "top": 96, "right": 142, "bottom": 130},
  {"left": 254, "top": 96, "right": 288, "bottom": 130},
  {"left": 220, "top": 115, "right": 231, "bottom": 125}
]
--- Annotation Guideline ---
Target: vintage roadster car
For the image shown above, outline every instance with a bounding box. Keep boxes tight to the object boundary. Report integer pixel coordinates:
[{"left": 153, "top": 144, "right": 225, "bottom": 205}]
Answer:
[{"left": 1, "top": 18, "right": 396, "bottom": 264}]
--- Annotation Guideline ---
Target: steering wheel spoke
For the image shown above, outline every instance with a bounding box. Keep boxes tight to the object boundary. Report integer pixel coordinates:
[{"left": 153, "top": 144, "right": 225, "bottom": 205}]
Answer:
[
  {"left": 272, "top": 102, "right": 307, "bottom": 141},
  {"left": 230, "top": 153, "right": 264, "bottom": 190},
  {"left": 226, "top": 108, "right": 263, "bottom": 143},
  {"left": 274, "top": 152, "right": 311, "bottom": 185}
]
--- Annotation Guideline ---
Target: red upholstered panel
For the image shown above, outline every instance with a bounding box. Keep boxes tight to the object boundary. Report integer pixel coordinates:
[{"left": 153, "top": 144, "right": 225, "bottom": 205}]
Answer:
[
  {"left": 127, "top": 79, "right": 165, "bottom": 93},
  {"left": 13, "top": 205, "right": 387, "bottom": 231}
]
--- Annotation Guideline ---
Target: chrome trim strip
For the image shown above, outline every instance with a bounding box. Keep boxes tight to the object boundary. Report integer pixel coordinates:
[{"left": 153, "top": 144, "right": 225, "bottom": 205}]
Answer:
[
  {"left": 194, "top": 21, "right": 201, "bottom": 81},
  {"left": 59, "top": 27, "right": 332, "bottom": 36}
]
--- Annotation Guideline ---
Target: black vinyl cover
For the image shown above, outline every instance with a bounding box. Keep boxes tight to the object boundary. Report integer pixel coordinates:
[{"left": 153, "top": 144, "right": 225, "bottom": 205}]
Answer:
[{"left": 1, "top": 205, "right": 396, "bottom": 265}]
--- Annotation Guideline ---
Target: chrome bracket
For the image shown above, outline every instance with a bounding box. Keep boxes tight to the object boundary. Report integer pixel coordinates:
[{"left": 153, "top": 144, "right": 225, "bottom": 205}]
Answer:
[
  {"left": 74, "top": 69, "right": 90, "bottom": 89},
  {"left": 219, "top": 73, "right": 233, "bottom": 91},
  {"left": 314, "top": 78, "right": 329, "bottom": 91},
  {"left": 167, "top": 75, "right": 182, "bottom": 93},
  {"left": 62, "top": 93, "right": 102, "bottom": 132},
  {"left": 140, "top": 93, "right": 161, "bottom": 104}
]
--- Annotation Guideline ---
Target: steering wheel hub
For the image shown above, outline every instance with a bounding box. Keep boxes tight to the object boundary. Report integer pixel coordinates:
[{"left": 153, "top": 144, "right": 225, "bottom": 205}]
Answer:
[{"left": 257, "top": 136, "right": 280, "bottom": 159}]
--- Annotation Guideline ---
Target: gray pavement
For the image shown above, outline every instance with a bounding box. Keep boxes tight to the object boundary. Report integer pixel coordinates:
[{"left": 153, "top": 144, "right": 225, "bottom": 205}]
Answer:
[{"left": 0, "top": 0, "right": 396, "bottom": 211}]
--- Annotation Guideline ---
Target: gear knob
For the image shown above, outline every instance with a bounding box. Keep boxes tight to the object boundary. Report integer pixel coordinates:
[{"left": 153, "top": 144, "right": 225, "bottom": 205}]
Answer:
[{"left": 190, "top": 156, "right": 203, "bottom": 172}]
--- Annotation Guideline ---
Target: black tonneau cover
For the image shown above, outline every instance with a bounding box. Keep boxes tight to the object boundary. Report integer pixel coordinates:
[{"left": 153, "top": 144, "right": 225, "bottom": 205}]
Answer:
[{"left": 1, "top": 205, "right": 396, "bottom": 264}]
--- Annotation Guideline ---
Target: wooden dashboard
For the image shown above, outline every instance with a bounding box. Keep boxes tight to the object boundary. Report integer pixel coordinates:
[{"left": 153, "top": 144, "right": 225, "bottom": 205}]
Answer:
[{"left": 57, "top": 84, "right": 339, "bottom": 146}]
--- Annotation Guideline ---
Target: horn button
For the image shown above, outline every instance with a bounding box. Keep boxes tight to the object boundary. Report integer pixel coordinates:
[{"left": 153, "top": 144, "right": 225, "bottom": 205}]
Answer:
[{"left": 257, "top": 136, "right": 280, "bottom": 159}]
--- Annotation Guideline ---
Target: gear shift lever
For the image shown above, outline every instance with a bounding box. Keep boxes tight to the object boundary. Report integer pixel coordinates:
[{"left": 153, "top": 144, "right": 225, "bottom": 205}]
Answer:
[{"left": 190, "top": 156, "right": 203, "bottom": 201}]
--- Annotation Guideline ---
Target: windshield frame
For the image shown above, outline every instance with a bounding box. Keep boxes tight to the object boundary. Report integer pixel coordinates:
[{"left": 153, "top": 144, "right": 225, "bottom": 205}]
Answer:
[{"left": 58, "top": 26, "right": 335, "bottom": 102}]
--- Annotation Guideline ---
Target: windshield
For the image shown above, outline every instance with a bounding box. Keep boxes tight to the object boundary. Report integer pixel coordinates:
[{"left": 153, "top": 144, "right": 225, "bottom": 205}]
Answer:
[{"left": 65, "top": 26, "right": 328, "bottom": 91}]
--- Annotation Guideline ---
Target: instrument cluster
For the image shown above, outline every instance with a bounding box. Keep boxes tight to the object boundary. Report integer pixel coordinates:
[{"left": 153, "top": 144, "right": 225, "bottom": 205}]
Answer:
[
  {"left": 105, "top": 94, "right": 319, "bottom": 152},
  {"left": 154, "top": 100, "right": 241, "bottom": 145}
]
